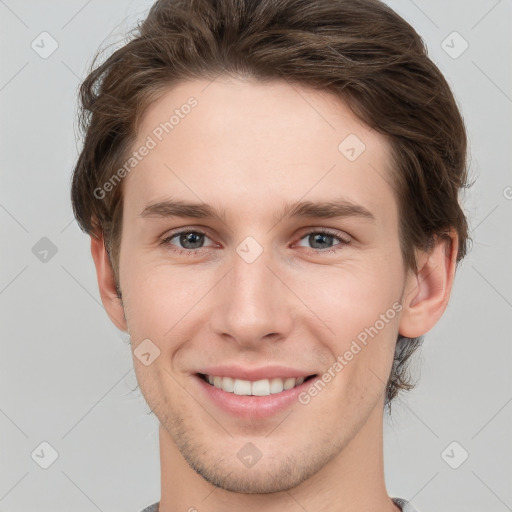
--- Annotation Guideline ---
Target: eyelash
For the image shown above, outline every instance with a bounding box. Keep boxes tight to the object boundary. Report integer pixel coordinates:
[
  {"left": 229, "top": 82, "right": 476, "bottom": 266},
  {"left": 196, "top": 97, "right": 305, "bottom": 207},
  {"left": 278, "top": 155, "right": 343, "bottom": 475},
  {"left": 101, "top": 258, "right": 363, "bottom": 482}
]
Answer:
[{"left": 160, "top": 228, "right": 351, "bottom": 256}]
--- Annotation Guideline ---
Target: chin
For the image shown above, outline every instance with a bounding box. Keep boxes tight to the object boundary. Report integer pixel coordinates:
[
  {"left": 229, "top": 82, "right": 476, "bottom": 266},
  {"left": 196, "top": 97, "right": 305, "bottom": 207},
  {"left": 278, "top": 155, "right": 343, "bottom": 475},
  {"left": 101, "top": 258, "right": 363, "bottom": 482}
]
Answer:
[
  {"left": 191, "top": 462, "right": 306, "bottom": 494},
  {"left": 180, "top": 440, "right": 332, "bottom": 495}
]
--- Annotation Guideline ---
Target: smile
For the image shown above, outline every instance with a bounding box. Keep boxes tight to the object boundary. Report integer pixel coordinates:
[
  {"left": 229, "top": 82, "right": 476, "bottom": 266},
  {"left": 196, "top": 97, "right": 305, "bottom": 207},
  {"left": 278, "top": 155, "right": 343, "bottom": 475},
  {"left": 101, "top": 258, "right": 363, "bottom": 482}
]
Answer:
[{"left": 199, "top": 373, "right": 316, "bottom": 396}]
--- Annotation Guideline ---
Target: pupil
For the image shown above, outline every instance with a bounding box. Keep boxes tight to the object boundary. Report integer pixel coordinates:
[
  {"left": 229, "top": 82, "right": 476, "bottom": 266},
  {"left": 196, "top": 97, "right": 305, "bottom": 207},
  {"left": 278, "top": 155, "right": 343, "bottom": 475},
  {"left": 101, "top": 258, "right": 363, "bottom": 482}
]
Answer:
[
  {"left": 310, "top": 233, "right": 332, "bottom": 249},
  {"left": 181, "top": 232, "right": 203, "bottom": 249}
]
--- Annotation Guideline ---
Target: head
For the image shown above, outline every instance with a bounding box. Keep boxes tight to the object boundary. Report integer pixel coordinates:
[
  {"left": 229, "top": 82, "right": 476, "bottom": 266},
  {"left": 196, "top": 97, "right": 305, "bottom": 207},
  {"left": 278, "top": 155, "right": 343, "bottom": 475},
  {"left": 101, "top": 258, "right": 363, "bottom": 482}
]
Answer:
[{"left": 71, "top": 0, "right": 470, "bottom": 494}]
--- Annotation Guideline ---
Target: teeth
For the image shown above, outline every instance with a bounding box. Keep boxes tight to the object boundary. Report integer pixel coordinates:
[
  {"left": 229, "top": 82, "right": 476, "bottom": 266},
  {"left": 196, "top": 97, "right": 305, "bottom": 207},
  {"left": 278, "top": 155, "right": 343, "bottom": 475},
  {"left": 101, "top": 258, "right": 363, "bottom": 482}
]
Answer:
[
  {"left": 204, "top": 374, "right": 308, "bottom": 396},
  {"left": 251, "top": 379, "right": 270, "bottom": 396},
  {"left": 233, "top": 378, "right": 252, "bottom": 395},
  {"left": 222, "top": 376, "right": 234, "bottom": 392},
  {"left": 283, "top": 377, "right": 296, "bottom": 390},
  {"left": 269, "top": 378, "right": 284, "bottom": 394}
]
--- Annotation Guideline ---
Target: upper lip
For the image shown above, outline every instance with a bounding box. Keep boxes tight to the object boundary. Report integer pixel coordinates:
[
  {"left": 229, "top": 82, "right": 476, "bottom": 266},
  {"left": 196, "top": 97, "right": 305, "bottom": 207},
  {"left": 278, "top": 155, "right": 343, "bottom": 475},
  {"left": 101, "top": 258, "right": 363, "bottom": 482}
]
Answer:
[{"left": 196, "top": 365, "right": 316, "bottom": 381}]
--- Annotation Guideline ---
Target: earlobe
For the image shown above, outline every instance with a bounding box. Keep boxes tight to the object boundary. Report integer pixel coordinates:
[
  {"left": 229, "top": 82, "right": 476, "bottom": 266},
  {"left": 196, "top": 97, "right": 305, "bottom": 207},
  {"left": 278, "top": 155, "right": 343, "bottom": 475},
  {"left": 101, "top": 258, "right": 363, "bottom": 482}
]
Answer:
[
  {"left": 398, "top": 230, "right": 459, "bottom": 338},
  {"left": 90, "top": 235, "right": 128, "bottom": 332}
]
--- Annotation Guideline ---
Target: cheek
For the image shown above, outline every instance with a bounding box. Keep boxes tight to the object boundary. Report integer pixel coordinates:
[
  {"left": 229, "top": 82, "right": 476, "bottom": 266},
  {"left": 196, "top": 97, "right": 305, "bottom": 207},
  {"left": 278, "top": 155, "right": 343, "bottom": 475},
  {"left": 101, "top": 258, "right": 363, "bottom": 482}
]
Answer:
[
  {"left": 301, "top": 258, "right": 403, "bottom": 337},
  {"left": 297, "top": 258, "right": 403, "bottom": 389},
  {"left": 120, "top": 260, "right": 215, "bottom": 341}
]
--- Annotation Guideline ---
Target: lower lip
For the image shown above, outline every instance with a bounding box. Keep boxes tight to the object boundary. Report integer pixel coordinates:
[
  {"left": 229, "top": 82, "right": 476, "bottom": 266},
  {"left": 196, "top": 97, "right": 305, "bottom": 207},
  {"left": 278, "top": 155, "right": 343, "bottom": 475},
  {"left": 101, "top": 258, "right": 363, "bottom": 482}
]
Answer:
[{"left": 193, "top": 374, "right": 317, "bottom": 419}]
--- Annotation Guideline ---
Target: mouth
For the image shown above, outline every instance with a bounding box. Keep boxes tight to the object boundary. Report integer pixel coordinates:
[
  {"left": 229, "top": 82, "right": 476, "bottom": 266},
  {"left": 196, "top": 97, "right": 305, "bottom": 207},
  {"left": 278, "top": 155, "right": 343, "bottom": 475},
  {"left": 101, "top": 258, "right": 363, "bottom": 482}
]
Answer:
[
  {"left": 193, "top": 365, "right": 321, "bottom": 419},
  {"left": 197, "top": 372, "right": 317, "bottom": 396}
]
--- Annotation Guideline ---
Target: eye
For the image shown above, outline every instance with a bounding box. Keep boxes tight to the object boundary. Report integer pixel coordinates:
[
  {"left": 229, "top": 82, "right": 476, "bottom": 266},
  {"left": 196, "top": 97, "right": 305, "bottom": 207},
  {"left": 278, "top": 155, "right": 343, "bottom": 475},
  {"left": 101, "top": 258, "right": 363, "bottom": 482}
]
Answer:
[
  {"left": 161, "top": 230, "right": 215, "bottom": 253},
  {"left": 160, "top": 227, "right": 351, "bottom": 256},
  {"left": 296, "top": 228, "right": 351, "bottom": 253}
]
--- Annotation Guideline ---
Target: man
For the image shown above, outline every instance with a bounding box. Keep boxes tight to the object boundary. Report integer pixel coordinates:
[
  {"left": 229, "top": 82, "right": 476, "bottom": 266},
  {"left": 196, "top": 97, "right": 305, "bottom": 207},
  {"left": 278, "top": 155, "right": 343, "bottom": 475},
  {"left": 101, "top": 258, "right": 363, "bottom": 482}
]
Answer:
[{"left": 71, "top": 0, "right": 469, "bottom": 510}]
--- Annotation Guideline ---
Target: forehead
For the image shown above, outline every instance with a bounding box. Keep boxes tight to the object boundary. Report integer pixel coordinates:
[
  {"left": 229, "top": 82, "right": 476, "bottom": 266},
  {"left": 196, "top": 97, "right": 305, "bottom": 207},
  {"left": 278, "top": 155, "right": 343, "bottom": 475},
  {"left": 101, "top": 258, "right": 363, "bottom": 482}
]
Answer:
[{"left": 123, "top": 78, "right": 396, "bottom": 227}]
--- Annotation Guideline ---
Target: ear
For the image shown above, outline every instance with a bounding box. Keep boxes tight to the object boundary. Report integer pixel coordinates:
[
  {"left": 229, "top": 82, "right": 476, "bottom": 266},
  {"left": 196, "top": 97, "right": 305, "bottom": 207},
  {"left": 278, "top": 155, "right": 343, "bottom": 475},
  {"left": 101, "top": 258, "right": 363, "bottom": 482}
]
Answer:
[
  {"left": 90, "top": 235, "right": 127, "bottom": 332},
  {"left": 398, "top": 229, "right": 459, "bottom": 338}
]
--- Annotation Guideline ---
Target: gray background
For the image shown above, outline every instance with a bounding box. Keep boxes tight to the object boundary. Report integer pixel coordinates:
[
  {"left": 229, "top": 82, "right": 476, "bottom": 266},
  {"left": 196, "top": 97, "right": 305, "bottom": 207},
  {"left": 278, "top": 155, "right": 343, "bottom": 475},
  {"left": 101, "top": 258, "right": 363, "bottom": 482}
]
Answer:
[{"left": 0, "top": 0, "right": 511, "bottom": 511}]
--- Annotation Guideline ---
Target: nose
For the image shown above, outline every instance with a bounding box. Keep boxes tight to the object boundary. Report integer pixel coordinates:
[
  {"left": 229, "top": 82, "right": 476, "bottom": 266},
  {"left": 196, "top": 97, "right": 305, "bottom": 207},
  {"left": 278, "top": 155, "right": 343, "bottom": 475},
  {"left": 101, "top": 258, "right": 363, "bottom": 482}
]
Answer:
[{"left": 209, "top": 245, "right": 294, "bottom": 349}]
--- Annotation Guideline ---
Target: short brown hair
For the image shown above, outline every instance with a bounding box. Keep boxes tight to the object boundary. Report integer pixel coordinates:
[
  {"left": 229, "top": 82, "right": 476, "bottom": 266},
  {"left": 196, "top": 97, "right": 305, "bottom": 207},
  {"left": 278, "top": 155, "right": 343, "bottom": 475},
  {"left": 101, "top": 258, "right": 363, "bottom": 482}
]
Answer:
[{"left": 71, "top": 0, "right": 471, "bottom": 406}]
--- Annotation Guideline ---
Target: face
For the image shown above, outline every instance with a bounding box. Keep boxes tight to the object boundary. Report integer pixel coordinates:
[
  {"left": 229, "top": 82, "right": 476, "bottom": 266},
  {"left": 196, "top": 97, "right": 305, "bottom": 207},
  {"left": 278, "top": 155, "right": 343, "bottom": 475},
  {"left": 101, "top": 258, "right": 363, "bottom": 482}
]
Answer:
[{"left": 116, "top": 78, "right": 409, "bottom": 493}]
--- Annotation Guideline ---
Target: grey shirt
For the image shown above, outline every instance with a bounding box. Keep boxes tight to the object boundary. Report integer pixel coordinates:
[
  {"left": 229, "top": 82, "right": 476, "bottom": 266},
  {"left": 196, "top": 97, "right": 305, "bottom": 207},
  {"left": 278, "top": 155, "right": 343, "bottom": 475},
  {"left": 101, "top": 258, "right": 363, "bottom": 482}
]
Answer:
[{"left": 140, "top": 497, "right": 419, "bottom": 511}]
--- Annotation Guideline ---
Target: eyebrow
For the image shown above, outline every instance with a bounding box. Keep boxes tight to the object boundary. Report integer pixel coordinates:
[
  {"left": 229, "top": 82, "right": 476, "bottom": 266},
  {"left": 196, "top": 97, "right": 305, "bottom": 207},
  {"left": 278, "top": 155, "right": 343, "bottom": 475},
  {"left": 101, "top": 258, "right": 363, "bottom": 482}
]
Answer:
[{"left": 139, "top": 197, "right": 375, "bottom": 224}]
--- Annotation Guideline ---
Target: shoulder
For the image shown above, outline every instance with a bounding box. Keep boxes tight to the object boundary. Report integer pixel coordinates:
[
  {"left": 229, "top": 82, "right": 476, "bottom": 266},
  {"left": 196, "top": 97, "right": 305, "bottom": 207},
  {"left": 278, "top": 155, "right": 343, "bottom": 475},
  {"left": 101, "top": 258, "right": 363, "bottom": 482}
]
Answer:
[
  {"left": 139, "top": 502, "right": 159, "bottom": 512},
  {"left": 141, "top": 499, "right": 418, "bottom": 512},
  {"left": 392, "top": 497, "right": 421, "bottom": 512}
]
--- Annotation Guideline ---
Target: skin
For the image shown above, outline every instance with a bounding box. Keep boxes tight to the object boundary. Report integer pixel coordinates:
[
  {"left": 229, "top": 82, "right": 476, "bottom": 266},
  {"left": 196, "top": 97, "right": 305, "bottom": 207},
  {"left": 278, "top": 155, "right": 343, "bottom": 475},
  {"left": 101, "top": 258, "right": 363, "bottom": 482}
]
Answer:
[{"left": 91, "top": 78, "right": 458, "bottom": 512}]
